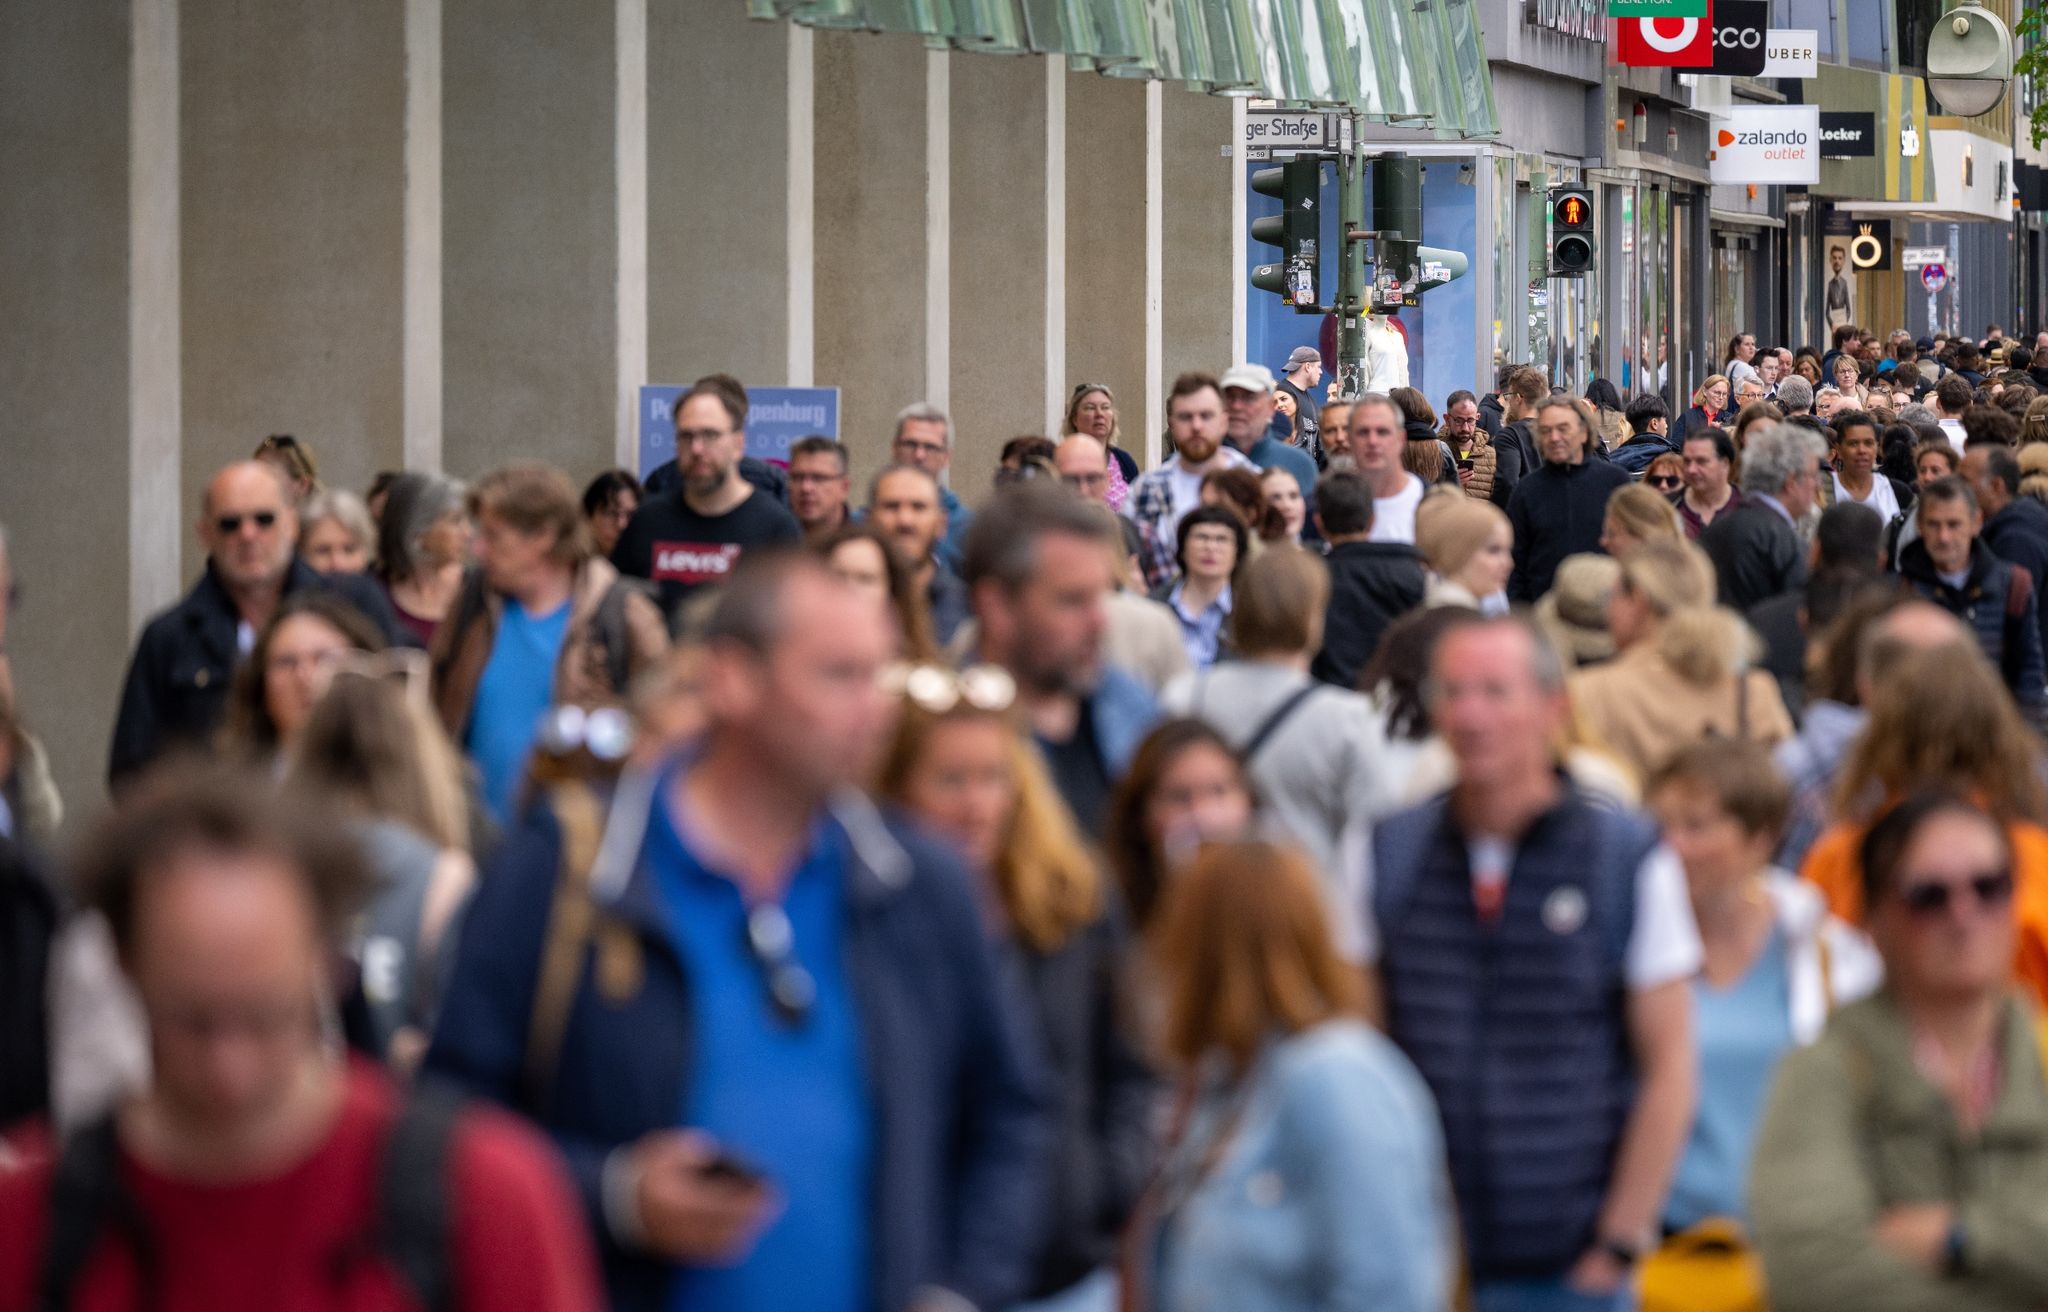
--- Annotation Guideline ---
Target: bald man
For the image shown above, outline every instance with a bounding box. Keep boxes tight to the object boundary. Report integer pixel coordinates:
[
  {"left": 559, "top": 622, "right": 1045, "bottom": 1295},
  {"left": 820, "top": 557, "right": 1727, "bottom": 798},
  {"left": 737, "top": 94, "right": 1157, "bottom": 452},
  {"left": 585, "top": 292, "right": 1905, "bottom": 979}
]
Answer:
[
  {"left": 109, "top": 461, "right": 398, "bottom": 785},
  {"left": 1054, "top": 434, "right": 1113, "bottom": 504}
]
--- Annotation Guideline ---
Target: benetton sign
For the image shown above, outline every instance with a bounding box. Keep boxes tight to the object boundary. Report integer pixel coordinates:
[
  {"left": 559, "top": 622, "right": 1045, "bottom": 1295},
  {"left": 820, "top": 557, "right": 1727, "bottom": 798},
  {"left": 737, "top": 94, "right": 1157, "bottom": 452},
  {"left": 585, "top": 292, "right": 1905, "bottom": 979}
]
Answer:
[{"left": 1610, "top": 0, "right": 1707, "bottom": 15}]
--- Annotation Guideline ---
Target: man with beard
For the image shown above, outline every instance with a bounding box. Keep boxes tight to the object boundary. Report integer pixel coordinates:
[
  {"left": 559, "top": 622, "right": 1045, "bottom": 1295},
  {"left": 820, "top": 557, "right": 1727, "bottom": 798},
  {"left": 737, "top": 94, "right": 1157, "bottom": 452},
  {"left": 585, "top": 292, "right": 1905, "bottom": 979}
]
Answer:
[
  {"left": 613, "top": 382, "right": 801, "bottom": 623},
  {"left": 970, "top": 484, "right": 1159, "bottom": 836},
  {"left": 1122, "top": 373, "right": 1256, "bottom": 590}
]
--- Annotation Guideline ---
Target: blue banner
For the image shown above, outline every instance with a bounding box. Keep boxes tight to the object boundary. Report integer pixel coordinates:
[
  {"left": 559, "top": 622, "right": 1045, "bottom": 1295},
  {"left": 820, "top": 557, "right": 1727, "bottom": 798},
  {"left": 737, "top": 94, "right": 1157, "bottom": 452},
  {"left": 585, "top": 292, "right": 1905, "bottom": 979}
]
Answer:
[{"left": 637, "top": 384, "right": 841, "bottom": 479}]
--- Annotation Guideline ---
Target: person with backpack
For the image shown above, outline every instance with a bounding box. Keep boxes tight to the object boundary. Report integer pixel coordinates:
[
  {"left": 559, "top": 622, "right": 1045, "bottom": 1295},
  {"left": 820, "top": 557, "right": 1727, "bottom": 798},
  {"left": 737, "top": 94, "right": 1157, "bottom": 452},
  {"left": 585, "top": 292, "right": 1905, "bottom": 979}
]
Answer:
[
  {"left": 424, "top": 550, "right": 1051, "bottom": 1312},
  {"left": 1161, "top": 545, "right": 1396, "bottom": 957},
  {"left": 1753, "top": 792, "right": 2048, "bottom": 1311},
  {"left": 429, "top": 462, "right": 668, "bottom": 822},
  {"left": 0, "top": 768, "right": 602, "bottom": 1311},
  {"left": 1365, "top": 613, "right": 1700, "bottom": 1311}
]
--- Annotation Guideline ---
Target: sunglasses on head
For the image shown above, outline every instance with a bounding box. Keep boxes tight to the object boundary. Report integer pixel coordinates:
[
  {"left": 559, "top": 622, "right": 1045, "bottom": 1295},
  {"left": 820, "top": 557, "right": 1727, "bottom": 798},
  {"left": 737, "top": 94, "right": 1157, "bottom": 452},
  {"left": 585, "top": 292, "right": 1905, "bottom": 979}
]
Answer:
[
  {"left": 883, "top": 663, "right": 1018, "bottom": 715},
  {"left": 216, "top": 511, "right": 279, "bottom": 534},
  {"left": 1897, "top": 869, "right": 2014, "bottom": 918},
  {"left": 744, "top": 903, "right": 816, "bottom": 1027}
]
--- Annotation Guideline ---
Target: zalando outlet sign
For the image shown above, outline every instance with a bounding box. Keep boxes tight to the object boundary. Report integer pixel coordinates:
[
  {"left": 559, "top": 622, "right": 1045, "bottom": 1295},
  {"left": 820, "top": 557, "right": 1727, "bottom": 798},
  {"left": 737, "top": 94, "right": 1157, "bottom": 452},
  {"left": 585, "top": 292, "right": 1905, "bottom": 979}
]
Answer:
[{"left": 1709, "top": 105, "right": 1821, "bottom": 185}]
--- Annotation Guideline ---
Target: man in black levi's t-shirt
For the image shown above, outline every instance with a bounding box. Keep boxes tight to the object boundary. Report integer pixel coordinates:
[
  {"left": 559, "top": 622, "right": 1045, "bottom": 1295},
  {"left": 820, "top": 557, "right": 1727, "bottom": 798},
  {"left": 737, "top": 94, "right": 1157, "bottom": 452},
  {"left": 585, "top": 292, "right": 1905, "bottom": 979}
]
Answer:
[{"left": 613, "top": 384, "right": 800, "bottom": 626}]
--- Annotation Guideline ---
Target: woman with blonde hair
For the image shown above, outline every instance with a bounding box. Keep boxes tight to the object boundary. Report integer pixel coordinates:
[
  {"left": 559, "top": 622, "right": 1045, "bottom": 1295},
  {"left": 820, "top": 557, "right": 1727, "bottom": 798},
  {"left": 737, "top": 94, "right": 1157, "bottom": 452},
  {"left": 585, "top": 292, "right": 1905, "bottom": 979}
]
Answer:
[
  {"left": 1569, "top": 538, "right": 1792, "bottom": 783},
  {"left": 1417, "top": 495, "right": 1512, "bottom": 613},
  {"left": 1678, "top": 374, "right": 1732, "bottom": 442},
  {"left": 1830, "top": 353, "right": 1868, "bottom": 408},
  {"left": 287, "top": 660, "right": 477, "bottom": 1066},
  {"left": 1799, "top": 642, "right": 2048, "bottom": 1011},
  {"left": 1063, "top": 381, "right": 1137, "bottom": 505},
  {"left": 2021, "top": 394, "right": 2048, "bottom": 447},
  {"left": 2021, "top": 442, "right": 2048, "bottom": 504},
  {"left": 1599, "top": 482, "right": 1684, "bottom": 559},
  {"left": 254, "top": 432, "right": 321, "bottom": 502},
  {"left": 874, "top": 662, "right": 1156, "bottom": 1306},
  {"left": 299, "top": 488, "right": 376, "bottom": 575},
  {"left": 1136, "top": 841, "right": 1452, "bottom": 1312}
]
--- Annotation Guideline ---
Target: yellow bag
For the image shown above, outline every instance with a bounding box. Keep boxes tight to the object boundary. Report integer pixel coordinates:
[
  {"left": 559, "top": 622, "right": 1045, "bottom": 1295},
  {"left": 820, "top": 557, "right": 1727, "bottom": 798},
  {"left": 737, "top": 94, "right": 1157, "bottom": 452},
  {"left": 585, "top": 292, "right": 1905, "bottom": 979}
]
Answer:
[{"left": 1636, "top": 1218, "right": 1765, "bottom": 1312}]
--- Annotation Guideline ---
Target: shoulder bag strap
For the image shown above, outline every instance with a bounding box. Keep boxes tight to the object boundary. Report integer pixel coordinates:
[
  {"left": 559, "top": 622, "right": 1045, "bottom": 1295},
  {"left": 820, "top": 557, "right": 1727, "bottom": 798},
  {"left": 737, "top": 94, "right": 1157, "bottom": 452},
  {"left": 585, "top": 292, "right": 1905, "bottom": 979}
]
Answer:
[
  {"left": 1238, "top": 683, "right": 1322, "bottom": 764},
  {"left": 520, "top": 781, "right": 607, "bottom": 1112}
]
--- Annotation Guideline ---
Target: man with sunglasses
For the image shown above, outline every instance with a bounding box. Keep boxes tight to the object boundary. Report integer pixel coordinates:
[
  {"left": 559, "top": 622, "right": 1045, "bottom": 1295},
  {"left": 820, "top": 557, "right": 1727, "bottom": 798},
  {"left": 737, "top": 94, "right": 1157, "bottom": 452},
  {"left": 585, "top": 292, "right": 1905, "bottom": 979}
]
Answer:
[
  {"left": 1753, "top": 793, "right": 2048, "bottom": 1310},
  {"left": 427, "top": 550, "right": 1049, "bottom": 1312},
  {"left": 109, "top": 461, "right": 397, "bottom": 787}
]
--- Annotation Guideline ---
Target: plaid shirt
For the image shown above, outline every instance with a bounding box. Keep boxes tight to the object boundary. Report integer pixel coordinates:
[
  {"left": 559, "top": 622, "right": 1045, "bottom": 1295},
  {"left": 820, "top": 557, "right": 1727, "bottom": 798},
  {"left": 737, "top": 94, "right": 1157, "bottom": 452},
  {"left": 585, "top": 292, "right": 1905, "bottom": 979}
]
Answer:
[
  {"left": 1122, "top": 448, "right": 1259, "bottom": 590},
  {"left": 1773, "top": 700, "right": 1868, "bottom": 871}
]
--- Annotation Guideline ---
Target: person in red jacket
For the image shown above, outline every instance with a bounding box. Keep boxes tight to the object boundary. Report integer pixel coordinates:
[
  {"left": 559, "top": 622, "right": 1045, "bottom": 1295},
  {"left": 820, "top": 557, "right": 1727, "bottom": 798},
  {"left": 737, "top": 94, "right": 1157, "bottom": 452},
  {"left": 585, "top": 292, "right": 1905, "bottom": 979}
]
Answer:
[{"left": 0, "top": 769, "right": 602, "bottom": 1312}]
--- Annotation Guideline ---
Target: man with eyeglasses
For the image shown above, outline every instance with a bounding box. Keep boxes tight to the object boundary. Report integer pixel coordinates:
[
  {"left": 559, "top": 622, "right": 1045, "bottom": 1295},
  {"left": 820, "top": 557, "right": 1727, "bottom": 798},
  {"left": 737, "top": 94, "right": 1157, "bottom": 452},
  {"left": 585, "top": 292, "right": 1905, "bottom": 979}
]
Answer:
[
  {"left": 889, "top": 402, "right": 973, "bottom": 571},
  {"left": 612, "top": 383, "right": 801, "bottom": 625},
  {"left": 785, "top": 436, "right": 853, "bottom": 545},
  {"left": 427, "top": 550, "right": 1050, "bottom": 1312},
  {"left": 1699, "top": 423, "right": 1825, "bottom": 612},
  {"left": 109, "top": 461, "right": 397, "bottom": 787}
]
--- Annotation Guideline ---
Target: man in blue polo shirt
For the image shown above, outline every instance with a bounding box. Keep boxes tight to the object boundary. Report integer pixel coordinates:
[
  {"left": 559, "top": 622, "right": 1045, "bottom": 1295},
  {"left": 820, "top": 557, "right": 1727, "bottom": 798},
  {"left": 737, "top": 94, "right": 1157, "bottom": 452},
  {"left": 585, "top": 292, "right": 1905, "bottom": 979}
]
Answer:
[
  {"left": 1221, "top": 362, "right": 1319, "bottom": 497},
  {"left": 427, "top": 550, "right": 1050, "bottom": 1312}
]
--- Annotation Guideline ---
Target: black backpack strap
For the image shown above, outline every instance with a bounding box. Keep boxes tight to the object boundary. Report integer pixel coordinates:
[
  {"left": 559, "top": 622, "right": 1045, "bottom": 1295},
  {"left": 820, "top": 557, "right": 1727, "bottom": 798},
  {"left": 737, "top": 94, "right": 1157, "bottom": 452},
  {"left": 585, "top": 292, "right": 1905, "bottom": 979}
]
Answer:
[
  {"left": 372, "top": 1082, "right": 466, "bottom": 1312},
  {"left": 39, "top": 1116, "right": 153, "bottom": 1312},
  {"left": 1239, "top": 683, "right": 1322, "bottom": 763}
]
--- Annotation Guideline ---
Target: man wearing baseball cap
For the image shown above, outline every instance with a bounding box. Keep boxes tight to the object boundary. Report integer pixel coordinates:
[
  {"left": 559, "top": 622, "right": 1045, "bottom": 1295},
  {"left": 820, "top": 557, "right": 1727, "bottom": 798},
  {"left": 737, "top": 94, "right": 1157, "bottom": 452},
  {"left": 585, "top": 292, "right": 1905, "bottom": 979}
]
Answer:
[
  {"left": 1221, "top": 362, "right": 1319, "bottom": 497},
  {"left": 1275, "top": 346, "right": 1325, "bottom": 463}
]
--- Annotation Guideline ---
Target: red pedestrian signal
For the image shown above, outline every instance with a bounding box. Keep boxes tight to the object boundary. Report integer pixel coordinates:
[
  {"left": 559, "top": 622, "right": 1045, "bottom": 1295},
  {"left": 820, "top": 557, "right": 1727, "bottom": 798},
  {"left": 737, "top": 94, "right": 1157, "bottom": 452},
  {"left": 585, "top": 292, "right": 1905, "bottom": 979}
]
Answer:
[{"left": 1548, "top": 186, "right": 1596, "bottom": 275}]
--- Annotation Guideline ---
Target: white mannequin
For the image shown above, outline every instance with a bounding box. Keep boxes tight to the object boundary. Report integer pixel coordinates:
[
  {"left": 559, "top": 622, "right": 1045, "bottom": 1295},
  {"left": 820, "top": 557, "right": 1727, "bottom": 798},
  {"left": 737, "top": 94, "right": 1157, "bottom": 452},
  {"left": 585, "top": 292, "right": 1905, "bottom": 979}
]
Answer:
[{"left": 1360, "top": 314, "right": 1411, "bottom": 393}]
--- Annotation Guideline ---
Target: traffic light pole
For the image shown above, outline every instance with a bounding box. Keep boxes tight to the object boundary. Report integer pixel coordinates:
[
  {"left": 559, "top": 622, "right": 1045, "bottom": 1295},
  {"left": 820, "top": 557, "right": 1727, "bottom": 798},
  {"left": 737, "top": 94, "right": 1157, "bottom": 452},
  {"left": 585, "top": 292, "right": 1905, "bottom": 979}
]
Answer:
[{"left": 1336, "top": 149, "right": 1367, "bottom": 398}]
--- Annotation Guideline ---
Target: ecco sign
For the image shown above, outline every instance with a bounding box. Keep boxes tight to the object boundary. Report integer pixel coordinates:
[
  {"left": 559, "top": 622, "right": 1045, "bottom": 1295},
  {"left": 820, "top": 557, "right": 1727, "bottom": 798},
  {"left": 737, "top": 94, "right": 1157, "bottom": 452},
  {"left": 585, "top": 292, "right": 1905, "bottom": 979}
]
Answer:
[
  {"left": 1707, "top": 1, "right": 1769, "bottom": 77},
  {"left": 1710, "top": 104, "right": 1821, "bottom": 185}
]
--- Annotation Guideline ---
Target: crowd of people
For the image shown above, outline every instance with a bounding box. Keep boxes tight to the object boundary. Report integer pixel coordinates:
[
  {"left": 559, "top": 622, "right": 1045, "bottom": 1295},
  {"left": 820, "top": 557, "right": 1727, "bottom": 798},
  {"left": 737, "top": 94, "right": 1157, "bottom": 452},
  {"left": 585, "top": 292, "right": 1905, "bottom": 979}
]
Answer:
[{"left": 8, "top": 322, "right": 2048, "bottom": 1311}]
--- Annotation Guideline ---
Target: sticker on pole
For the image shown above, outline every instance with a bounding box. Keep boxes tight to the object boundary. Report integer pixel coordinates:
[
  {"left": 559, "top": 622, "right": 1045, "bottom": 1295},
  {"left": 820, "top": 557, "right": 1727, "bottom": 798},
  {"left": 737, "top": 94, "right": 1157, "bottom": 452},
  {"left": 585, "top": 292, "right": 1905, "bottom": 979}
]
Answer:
[{"left": 1920, "top": 264, "right": 1948, "bottom": 293}]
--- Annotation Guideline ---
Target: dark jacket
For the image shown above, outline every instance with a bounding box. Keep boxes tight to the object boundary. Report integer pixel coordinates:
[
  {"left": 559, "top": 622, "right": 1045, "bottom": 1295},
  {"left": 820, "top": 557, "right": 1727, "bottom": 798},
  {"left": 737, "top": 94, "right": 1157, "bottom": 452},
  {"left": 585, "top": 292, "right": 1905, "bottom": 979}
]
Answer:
[
  {"left": 1981, "top": 496, "right": 2048, "bottom": 661},
  {"left": 107, "top": 558, "right": 399, "bottom": 786},
  {"left": 1312, "top": 540, "right": 1425, "bottom": 689},
  {"left": 1610, "top": 431, "right": 1678, "bottom": 476},
  {"left": 1477, "top": 393, "right": 1506, "bottom": 438},
  {"left": 1675, "top": 405, "right": 1721, "bottom": 442},
  {"left": 1506, "top": 459, "right": 1632, "bottom": 602},
  {"left": 1500, "top": 419, "right": 1539, "bottom": 476},
  {"left": 1016, "top": 909, "right": 1159, "bottom": 1297},
  {"left": 1700, "top": 498, "right": 1807, "bottom": 612},
  {"left": 1899, "top": 539, "right": 2048, "bottom": 707},
  {"left": 927, "top": 561, "right": 972, "bottom": 648},
  {"left": 0, "top": 835, "right": 56, "bottom": 1130},
  {"left": 1747, "top": 589, "right": 1810, "bottom": 726},
  {"left": 1487, "top": 433, "right": 1525, "bottom": 509},
  {"left": 423, "top": 771, "right": 1052, "bottom": 1312}
]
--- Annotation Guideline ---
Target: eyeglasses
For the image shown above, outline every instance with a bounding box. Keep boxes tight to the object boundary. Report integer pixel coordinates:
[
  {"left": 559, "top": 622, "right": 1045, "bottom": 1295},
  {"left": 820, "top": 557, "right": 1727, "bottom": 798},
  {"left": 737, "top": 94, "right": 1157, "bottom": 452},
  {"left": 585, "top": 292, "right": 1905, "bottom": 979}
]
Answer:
[
  {"left": 883, "top": 662, "right": 1017, "bottom": 714},
  {"left": 1648, "top": 474, "right": 1684, "bottom": 490},
  {"left": 675, "top": 429, "right": 734, "bottom": 449},
  {"left": 216, "top": 511, "right": 280, "bottom": 535},
  {"left": 895, "top": 439, "right": 947, "bottom": 459},
  {"left": 1061, "top": 471, "right": 1109, "bottom": 490},
  {"left": 744, "top": 903, "right": 816, "bottom": 1026},
  {"left": 1898, "top": 870, "right": 2013, "bottom": 918},
  {"left": 786, "top": 471, "right": 845, "bottom": 487}
]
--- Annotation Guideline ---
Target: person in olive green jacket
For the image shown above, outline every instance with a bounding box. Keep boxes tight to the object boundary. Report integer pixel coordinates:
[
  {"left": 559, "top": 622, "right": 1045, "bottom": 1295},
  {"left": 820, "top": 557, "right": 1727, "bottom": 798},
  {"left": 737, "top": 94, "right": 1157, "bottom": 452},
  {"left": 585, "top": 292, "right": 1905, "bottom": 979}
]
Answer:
[{"left": 1752, "top": 791, "right": 2048, "bottom": 1312}]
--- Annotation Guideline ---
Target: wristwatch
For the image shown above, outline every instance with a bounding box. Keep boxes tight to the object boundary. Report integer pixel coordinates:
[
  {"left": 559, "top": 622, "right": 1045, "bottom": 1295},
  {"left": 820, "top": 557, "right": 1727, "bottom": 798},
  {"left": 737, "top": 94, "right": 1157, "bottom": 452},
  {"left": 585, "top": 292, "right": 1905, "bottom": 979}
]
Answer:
[{"left": 1599, "top": 1237, "right": 1644, "bottom": 1270}]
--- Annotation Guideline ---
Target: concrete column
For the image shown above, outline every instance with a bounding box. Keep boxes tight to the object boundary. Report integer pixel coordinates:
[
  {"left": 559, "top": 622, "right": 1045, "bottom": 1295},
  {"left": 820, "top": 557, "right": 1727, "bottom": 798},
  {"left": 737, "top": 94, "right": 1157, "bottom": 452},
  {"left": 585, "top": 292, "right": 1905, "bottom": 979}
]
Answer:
[
  {"left": 1162, "top": 85, "right": 1234, "bottom": 418},
  {"left": 0, "top": 0, "right": 134, "bottom": 818},
  {"left": 180, "top": 0, "right": 406, "bottom": 544},
  {"left": 949, "top": 52, "right": 1050, "bottom": 498},
  {"left": 404, "top": 0, "right": 444, "bottom": 473},
  {"left": 647, "top": 3, "right": 791, "bottom": 414},
  {"left": 813, "top": 30, "right": 930, "bottom": 489},
  {"left": 443, "top": 0, "right": 616, "bottom": 479},
  {"left": 1064, "top": 73, "right": 1148, "bottom": 472}
]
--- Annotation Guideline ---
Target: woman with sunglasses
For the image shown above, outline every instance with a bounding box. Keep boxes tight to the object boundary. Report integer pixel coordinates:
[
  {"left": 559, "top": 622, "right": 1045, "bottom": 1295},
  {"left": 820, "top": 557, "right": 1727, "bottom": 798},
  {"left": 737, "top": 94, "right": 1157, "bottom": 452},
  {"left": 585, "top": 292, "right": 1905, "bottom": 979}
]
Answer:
[
  {"left": 1752, "top": 792, "right": 2048, "bottom": 1310},
  {"left": 874, "top": 663, "right": 1157, "bottom": 1311},
  {"left": 1643, "top": 452, "right": 1687, "bottom": 499},
  {"left": 1637, "top": 742, "right": 1878, "bottom": 1309},
  {"left": 1133, "top": 841, "right": 1452, "bottom": 1312},
  {"left": 1063, "top": 383, "right": 1138, "bottom": 506},
  {"left": 1799, "top": 642, "right": 2048, "bottom": 1007}
]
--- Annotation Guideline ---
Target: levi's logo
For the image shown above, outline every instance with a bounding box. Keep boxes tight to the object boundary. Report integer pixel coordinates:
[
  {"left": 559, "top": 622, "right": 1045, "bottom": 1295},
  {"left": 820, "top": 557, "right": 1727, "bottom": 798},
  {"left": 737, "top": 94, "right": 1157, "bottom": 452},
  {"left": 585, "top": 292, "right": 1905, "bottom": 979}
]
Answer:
[{"left": 652, "top": 541, "right": 743, "bottom": 584}]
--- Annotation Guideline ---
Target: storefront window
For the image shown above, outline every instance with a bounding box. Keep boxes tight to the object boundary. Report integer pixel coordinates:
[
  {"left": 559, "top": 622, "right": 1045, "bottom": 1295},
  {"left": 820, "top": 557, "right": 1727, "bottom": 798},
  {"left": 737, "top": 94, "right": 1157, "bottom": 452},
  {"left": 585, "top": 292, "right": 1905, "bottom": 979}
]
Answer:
[
  {"left": 1846, "top": 1, "right": 1892, "bottom": 66},
  {"left": 1775, "top": 0, "right": 1835, "bottom": 58},
  {"left": 1895, "top": 0, "right": 1941, "bottom": 72}
]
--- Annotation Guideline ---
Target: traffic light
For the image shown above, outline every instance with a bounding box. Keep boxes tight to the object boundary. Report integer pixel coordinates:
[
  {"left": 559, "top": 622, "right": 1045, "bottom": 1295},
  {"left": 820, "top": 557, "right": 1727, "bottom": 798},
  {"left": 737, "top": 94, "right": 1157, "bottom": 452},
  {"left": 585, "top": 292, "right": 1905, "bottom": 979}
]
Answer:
[
  {"left": 1251, "top": 159, "right": 1322, "bottom": 310},
  {"left": 1549, "top": 186, "right": 1596, "bottom": 275}
]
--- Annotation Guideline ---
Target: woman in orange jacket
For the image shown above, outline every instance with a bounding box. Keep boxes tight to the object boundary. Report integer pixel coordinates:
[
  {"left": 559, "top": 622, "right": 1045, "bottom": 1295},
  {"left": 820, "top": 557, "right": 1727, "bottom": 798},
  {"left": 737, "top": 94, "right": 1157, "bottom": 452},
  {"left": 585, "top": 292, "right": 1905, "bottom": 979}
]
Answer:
[{"left": 1801, "top": 641, "right": 2048, "bottom": 1004}]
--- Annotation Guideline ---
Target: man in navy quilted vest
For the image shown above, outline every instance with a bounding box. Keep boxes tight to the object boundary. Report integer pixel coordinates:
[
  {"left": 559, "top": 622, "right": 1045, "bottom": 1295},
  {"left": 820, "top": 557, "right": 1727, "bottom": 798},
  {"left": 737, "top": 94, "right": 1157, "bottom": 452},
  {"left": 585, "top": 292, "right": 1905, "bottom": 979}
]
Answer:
[{"left": 1364, "top": 613, "right": 1701, "bottom": 1312}]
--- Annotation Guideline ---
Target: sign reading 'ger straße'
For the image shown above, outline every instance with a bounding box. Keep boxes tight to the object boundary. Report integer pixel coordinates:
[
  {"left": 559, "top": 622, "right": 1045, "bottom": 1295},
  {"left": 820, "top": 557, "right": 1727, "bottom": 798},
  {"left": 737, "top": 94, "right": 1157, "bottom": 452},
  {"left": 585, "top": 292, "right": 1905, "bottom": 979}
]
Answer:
[{"left": 1709, "top": 104, "right": 1821, "bottom": 185}]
